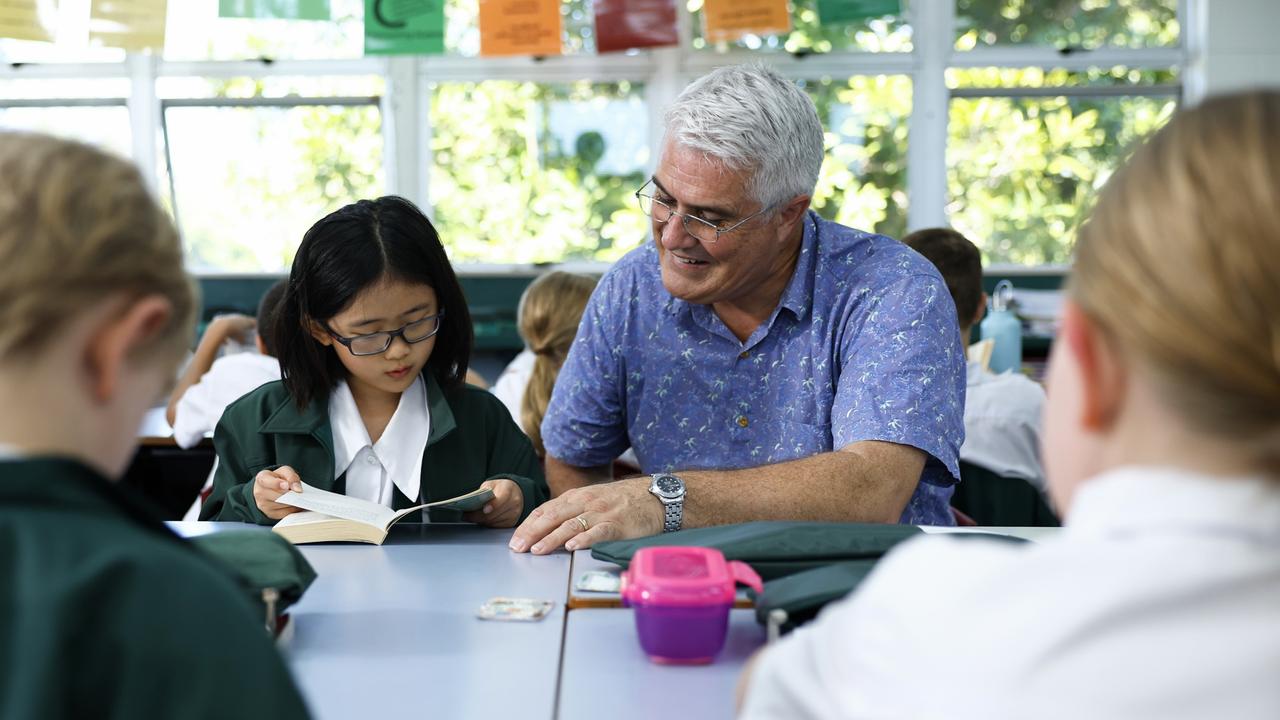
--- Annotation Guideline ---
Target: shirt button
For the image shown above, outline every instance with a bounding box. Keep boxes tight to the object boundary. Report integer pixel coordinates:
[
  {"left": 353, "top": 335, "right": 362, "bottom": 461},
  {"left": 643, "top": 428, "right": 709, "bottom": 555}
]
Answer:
[
  {"left": 736, "top": 415, "right": 749, "bottom": 428},
  {"left": 738, "top": 351, "right": 749, "bottom": 360},
  {"left": 366, "top": 455, "right": 379, "bottom": 465}
]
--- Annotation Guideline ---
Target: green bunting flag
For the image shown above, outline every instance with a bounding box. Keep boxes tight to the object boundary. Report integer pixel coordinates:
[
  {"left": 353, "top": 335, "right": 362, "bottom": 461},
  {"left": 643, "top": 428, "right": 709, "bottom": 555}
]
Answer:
[
  {"left": 815, "top": 0, "right": 901, "bottom": 25},
  {"left": 364, "top": 0, "right": 445, "bottom": 55},
  {"left": 218, "top": 0, "right": 331, "bottom": 20}
]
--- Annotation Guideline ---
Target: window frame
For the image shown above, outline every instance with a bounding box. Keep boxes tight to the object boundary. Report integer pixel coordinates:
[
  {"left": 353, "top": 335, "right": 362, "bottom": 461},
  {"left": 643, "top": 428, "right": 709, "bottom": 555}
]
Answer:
[{"left": 0, "top": 0, "right": 1192, "bottom": 272}]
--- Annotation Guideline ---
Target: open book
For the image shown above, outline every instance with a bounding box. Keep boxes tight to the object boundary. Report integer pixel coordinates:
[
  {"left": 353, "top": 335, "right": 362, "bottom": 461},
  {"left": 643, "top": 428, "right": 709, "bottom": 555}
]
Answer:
[{"left": 271, "top": 482, "right": 495, "bottom": 545}]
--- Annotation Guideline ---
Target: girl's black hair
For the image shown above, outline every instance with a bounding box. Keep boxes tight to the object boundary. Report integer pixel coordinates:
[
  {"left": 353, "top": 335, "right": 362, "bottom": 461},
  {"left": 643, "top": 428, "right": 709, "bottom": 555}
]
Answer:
[{"left": 274, "top": 196, "right": 472, "bottom": 409}]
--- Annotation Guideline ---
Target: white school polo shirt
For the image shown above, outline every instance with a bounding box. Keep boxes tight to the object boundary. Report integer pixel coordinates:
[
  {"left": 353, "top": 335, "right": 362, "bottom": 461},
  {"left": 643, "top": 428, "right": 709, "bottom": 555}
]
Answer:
[
  {"left": 960, "top": 359, "right": 1047, "bottom": 491},
  {"left": 741, "top": 465, "right": 1280, "bottom": 720},
  {"left": 172, "top": 353, "right": 281, "bottom": 449},
  {"left": 491, "top": 348, "right": 535, "bottom": 428},
  {"left": 328, "top": 375, "right": 430, "bottom": 507}
]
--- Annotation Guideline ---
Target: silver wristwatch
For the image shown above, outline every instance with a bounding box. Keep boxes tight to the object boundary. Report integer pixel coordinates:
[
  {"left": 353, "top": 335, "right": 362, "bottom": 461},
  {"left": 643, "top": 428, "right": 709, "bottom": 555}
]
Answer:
[{"left": 648, "top": 473, "right": 685, "bottom": 533}]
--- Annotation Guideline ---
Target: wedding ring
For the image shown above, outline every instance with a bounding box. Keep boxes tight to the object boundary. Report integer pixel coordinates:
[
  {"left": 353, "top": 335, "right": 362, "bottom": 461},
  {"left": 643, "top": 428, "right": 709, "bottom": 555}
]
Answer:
[{"left": 574, "top": 515, "right": 589, "bottom": 532}]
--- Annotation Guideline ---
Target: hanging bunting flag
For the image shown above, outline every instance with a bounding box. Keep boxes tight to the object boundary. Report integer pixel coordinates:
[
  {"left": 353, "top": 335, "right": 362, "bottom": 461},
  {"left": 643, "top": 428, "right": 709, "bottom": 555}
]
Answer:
[
  {"left": 89, "top": 0, "right": 168, "bottom": 51},
  {"left": 815, "top": 0, "right": 900, "bottom": 26},
  {"left": 0, "top": 1, "right": 54, "bottom": 42},
  {"left": 364, "top": 0, "right": 444, "bottom": 55},
  {"left": 478, "top": 0, "right": 561, "bottom": 58},
  {"left": 701, "top": 0, "right": 789, "bottom": 44},
  {"left": 593, "top": 0, "right": 677, "bottom": 53},
  {"left": 219, "top": 0, "right": 331, "bottom": 20}
]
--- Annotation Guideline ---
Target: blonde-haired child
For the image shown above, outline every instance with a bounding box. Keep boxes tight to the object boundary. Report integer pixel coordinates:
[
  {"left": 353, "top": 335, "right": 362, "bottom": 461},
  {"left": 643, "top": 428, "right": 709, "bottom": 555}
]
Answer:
[
  {"left": 0, "top": 133, "right": 309, "bottom": 718},
  {"left": 740, "top": 91, "right": 1280, "bottom": 719},
  {"left": 492, "top": 271, "right": 598, "bottom": 456}
]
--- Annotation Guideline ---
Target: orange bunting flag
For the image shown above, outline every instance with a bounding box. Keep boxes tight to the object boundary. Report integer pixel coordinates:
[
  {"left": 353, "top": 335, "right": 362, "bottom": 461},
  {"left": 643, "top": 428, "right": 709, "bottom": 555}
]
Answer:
[
  {"left": 701, "top": 0, "right": 790, "bottom": 44},
  {"left": 479, "top": 0, "right": 562, "bottom": 57}
]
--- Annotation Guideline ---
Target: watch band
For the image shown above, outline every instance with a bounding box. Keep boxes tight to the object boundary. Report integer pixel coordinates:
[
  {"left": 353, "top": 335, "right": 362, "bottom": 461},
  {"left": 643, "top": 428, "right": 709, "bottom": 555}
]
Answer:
[{"left": 662, "top": 498, "right": 683, "bottom": 533}]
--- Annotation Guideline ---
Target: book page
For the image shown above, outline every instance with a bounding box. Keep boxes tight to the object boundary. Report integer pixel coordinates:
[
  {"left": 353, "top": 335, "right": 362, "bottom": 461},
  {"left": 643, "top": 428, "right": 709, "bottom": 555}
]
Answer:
[
  {"left": 276, "top": 483, "right": 397, "bottom": 528},
  {"left": 273, "top": 510, "right": 335, "bottom": 528}
]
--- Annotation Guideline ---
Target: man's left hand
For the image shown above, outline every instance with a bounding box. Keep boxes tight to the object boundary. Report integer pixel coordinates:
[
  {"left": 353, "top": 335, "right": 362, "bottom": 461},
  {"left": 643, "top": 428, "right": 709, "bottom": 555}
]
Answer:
[{"left": 508, "top": 478, "right": 662, "bottom": 554}]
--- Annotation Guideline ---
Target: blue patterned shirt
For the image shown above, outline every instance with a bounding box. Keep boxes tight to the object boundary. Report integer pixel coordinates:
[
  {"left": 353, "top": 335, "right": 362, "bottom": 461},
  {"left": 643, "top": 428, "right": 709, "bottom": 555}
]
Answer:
[{"left": 542, "top": 211, "right": 966, "bottom": 525}]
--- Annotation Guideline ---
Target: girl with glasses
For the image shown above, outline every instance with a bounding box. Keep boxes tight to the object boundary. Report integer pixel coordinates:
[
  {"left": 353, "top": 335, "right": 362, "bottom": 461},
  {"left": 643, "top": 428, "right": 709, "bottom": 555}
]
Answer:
[{"left": 201, "top": 196, "right": 546, "bottom": 528}]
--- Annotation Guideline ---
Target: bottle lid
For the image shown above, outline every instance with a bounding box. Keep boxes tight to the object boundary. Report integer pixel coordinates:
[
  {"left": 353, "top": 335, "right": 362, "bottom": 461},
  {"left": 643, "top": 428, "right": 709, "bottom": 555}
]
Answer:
[{"left": 991, "top": 279, "right": 1015, "bottom": 312}]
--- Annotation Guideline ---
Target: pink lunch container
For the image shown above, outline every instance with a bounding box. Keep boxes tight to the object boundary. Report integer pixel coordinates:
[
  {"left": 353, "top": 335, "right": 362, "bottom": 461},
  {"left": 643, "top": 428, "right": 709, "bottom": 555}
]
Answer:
[{"left": 620, "top": 546, "right": 764, "bottom": 665}]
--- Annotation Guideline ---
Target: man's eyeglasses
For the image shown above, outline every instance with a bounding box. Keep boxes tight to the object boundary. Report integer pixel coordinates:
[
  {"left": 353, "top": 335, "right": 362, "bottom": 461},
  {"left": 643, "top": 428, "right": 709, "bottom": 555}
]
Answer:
[
  {"left": 328, "top": 311, "right": 445, "bottom": 356},
  {"left": 635, "top": 179, "right": 771, "bottom": 243}
]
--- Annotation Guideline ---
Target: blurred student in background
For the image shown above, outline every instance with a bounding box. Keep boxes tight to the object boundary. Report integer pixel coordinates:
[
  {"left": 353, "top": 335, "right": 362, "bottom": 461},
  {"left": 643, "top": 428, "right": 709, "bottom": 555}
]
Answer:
[
  {"left": 902, "top": 228, "right": 1047, "bottom": 495},
  {"left": 492, "top": 271, "right": 598, "bottom": 457},
  {"left": 167, "top": 279, "right": 286, "bottom": 449}
]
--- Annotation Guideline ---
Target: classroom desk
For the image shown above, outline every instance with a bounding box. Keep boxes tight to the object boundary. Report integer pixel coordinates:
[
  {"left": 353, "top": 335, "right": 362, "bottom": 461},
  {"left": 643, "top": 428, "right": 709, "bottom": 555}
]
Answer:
[
  {"left": 567, "top": 526, "right": 1064, "bottom": 608},
  {"left": 137, "top": 406, "right": 179, "bottom": 446},
  {"left": 557, "top": 609, "right": 764, "bottom": 720},
  {"left": 174, "top": 523, "right": 572, "bottom": 720}
]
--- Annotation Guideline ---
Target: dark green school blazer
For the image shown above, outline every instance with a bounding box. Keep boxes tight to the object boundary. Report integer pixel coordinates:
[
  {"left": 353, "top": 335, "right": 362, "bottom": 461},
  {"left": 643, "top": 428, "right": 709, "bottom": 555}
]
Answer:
[
  {"left": 0, "top": 457, "right": 311, "bottom": 719},
  {"left": 200, "top": 375, "right": 548, "bottom": 525}
]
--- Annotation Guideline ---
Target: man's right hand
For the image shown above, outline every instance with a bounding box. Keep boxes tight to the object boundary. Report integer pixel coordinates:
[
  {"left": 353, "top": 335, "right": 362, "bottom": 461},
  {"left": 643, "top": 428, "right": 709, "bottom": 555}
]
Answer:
[{"left": 252, "top": 466, "right": 304, "bottom": 520}]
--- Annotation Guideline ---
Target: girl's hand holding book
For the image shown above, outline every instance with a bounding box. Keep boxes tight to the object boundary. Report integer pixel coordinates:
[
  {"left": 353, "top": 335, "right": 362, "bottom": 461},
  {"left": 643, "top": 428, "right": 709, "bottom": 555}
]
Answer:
[
  {"left": 465, "top": 478, "right": 524, "bottom": 529},
  {"left": 254, "top": 466, "right": 306, "bottom": 520}
]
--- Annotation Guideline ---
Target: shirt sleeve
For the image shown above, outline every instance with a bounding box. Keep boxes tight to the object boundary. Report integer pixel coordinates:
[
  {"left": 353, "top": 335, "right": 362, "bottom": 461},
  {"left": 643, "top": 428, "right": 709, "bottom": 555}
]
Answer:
[
  {"left": 171, "top": 377, "right": 219, "bottom": 449},
  {"left": 833, "top": 273, "right": 966, "bottom": 482},
  {"left": 539, "top": 272, "right": 631, "bottom": 467},
  {"left": 201, "top": 417, "right": 271, "bottom": 524}
]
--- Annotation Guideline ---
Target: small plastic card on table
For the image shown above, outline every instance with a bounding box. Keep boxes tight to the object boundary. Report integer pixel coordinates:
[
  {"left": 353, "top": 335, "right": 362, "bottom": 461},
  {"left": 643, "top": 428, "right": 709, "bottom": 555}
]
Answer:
[
  {"left": 576, "top": 570, "right": 621, "bottom": 593},
  {"left": 477, "top": 597, "right": 554, "bottom": 622}
]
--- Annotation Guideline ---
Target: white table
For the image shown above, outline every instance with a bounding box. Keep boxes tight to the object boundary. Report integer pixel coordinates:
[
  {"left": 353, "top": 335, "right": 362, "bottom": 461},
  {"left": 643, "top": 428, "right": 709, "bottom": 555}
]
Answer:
[
  {"left": 175, "top": 523, "right": 572, "bottom": 720},
  {"left": 557, "top": 609, "right": 764, "bottom": 720}
]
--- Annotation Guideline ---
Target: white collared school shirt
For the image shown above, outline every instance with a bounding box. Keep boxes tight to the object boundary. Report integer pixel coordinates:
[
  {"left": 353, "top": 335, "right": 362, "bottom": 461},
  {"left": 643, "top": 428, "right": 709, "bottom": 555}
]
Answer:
[
  {"left": 172, "top": 352, "right": 281, "bottom": 449},
  {"left": 491, "top": 348, "right": 535, "bottom": 429},
  {"left": 960, "top": 360, "right": 1046, "bottom": 491},
  {"left": 741, "top": 465, "right": 1280, "bottom": 720},
  {"left": 328, "top": 375, "right": 430, "bottom": 507}
]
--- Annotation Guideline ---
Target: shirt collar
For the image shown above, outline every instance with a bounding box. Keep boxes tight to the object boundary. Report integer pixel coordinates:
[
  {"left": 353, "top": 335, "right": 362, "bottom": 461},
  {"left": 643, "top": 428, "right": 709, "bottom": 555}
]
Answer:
[
  {"left": 663, "top": 210, "right": 821, "bottom": 323},
  {"left": 374, "top": 375, "right": 429, "bottom": 502},
  {"left": 328, "top": 375, "right": 435, "bottom": 502},
  {"left": 328, "top": 378, "right": 368, "bottom": 485},
  {"left": 1066, "top": 465, "right": 1280, "bottom": 544},
  {"left": 774, "top": 210, "right": 821, "bottom": 321}
]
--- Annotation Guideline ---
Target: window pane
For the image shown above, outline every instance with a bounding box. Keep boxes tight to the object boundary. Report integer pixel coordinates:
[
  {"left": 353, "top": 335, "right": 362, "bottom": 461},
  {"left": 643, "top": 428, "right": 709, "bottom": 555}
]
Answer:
[
  {"left": 429, "top": 81, "right": 648, "bottom": 262},
  {"left": 0, "top": 80, "right": 133, "bottom": 157},
  {"left": 164, "top": 0, "right": 364, "bottom": 61},
  {"left": 804, "top": 75, "right": 910, "bottom": 239},
  {"left": 947, "top": 69, "right": 1177, "bottom": 265},
  {"left": 691, "top": 0, "right": 911, "bottom": 53},
  {"left": 955, "top": 0, "right": 1179, "bottom": 50},
  {"left": 166, "top": 102, "right": 384, "bottom": 271},
  {"left": 0, "top": 105, "right": 132, "bottom": 158}
]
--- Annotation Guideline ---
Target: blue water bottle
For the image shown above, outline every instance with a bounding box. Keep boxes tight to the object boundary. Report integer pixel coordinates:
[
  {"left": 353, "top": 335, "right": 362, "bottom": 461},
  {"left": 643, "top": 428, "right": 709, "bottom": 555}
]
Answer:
[{"left": 981, "top": 280, "right": 1022, "bottom": 374}]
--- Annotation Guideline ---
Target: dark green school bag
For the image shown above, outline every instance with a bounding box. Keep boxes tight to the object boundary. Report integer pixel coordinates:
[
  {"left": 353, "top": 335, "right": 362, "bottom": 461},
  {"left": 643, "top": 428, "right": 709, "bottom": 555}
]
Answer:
[
  {"left": 590, "top": 521, "right": 924, "bottom": 581},
  {"left": 752, "top": 531, "right": 1032, "bottom": 638},
  {"left": 189, "top": 530, "right": 317, "bottom": 637}
]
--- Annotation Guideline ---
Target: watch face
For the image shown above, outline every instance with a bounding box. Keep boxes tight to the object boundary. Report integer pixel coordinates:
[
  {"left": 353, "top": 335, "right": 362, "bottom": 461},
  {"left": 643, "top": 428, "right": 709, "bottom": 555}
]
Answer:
[{"left": 656, "top": 476, "right": 681, "bottom": 495}]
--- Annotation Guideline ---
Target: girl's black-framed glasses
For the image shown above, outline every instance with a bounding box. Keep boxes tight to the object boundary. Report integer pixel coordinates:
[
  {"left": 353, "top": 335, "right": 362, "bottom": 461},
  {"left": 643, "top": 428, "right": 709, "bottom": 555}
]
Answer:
[{"left": 328, "top": 311, "right": 445, "bottom": 356}]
